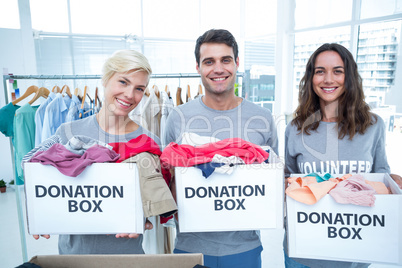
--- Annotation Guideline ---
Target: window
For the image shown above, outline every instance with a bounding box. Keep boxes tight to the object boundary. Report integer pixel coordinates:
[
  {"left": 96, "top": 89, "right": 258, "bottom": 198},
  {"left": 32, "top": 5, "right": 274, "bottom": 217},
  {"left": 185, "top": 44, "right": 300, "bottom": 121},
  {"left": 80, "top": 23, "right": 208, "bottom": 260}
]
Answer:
[
  {"left": 142, "top": 0, "right": 198, "bottom": 39},
  {"left": 295, "top": 0, "right": 352, "bottom": 30},
  {"left": 30, "top": 0, "right": 69, "bottom": 32},
  {"left": 0, "top": 0, "right": 20, "bottom": 29},
  {"left": 357, "top": 20, "right": 401, "bottom": 108},
  {"left": 360, "top": 0, "right": 402, "bottom": 19},
  {"left": 245, "top": 0, "right": 277, "bottom": 38},
  {"left": 70, "top": 0, "right": 142, "bottom": 35}
]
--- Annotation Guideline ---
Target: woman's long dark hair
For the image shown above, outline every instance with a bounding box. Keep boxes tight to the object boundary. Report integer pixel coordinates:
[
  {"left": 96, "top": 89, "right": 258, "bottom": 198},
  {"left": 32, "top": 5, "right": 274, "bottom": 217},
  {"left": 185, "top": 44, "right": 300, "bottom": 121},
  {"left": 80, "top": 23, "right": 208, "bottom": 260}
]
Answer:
[{"left": 292, "top": 43, "right": 376, "bottom": 139}]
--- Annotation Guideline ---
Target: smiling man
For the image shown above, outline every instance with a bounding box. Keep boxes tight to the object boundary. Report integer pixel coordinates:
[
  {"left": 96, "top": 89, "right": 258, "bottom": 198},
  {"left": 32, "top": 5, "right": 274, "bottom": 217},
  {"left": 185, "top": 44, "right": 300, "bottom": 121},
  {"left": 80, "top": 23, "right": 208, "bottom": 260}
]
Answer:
[{"left": 163, "top": 29, "right": 278, "bottom": 268}]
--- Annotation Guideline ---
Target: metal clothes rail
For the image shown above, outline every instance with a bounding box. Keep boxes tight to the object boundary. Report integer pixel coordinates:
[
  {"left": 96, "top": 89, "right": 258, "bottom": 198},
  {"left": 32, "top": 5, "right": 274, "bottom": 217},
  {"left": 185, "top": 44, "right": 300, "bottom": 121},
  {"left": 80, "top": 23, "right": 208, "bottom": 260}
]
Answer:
[{"left": 2, "top": 72, "right": 245, "bottom": 263}]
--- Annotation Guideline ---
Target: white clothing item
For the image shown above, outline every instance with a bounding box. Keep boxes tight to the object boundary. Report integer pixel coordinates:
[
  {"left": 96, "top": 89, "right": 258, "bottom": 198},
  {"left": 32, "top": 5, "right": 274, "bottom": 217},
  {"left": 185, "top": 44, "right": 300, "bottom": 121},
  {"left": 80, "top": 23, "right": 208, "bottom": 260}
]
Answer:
[
  {"left": 129, "top": 95, "right": 147, "bottom": 125},
  {"left": 129, "top": 88, "right": 161, "bottom": 137},
  {"left": 211, "top": 154, "right": 245, "bottom": 175},
  {"left": 160, "top": 91, "right": 174, "bottom": 148},
  {"left": 181, "top": 132, "right": 221, "bottom": 146}
]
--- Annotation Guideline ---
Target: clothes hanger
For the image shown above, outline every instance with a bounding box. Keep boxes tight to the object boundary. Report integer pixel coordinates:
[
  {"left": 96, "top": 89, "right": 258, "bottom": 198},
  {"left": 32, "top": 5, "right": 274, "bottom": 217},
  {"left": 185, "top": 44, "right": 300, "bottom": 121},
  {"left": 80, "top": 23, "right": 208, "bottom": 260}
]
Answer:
[
  {"left": 52, "top": 85, "right": 61, "bottom": 93},
  {"left": 86, "top": 91, "right": 93, "bottom": 103},
  {"left": 144, "top": 87, "right": 150, "bottom": 97},
  {"left": 74, "top": 87, "right": 83, "bottom": 102},
  {"left": 186, "top": 84, "right": 191, "bottom": 102},
  {"left": 165, "top": 85, "right": 170, "bottom": 98},
  {"left": 79, "top": 86, "right": 88, "bottom": 118},
  {"left": 176, "top": 86, "right": 183, "bottom": 106},
  {"left": 61, "top": 85, "right": 72, "bottom": 98},
  {"left": 74, "top": 87, "right": 81, "bottom": 97},
  {"left": 28, "top": 87, "right": 50, "bottom": 105},
  {"left": 153, "top": 85, "right": 160, "bottom": 99},
  {"left": 95, "top": 87, "right": 102, "bottom": 108},
  {"left": 12, "top": 85, "right": 39, "bottom": 105},
  {"left": 83, "top": 93, "right": 94, "bottom": 116},
  {"left": 95, "top": 87, "right": 98, "bottom": 108}
]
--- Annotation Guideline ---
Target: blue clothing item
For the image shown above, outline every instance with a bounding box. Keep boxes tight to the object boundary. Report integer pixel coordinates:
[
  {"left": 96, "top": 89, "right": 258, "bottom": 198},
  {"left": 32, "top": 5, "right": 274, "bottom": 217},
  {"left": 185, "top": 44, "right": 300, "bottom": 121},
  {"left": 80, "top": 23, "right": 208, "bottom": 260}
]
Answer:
[
  {"left": 264, "top": 149, "right": 270, "bottom": 163},
  {"left": 305, "top": 172, "right": 332, "bottom": 182},
  {"left": 194, "top": 162, "right": 226, "bottom": 178},
  {"left": 63, "top": 94, "right": 71, "bottom": 109},
  {"left": 65, "top": 95, "right": 82, "bottom": 122},
  {"left": 76, "top": 101, "right": 91, "bottom": 119},
  {"left": 41, "top": 93, "right": 69, "bottom": 142},
  {"left": 34, "top": 92, "right": 56, "bottom": 146},
  {"left": 174, "top": 246, "right": 263, "bottom": 268},
  {"left": 284, "top": 250, "right": 309, "bottom": 268}
]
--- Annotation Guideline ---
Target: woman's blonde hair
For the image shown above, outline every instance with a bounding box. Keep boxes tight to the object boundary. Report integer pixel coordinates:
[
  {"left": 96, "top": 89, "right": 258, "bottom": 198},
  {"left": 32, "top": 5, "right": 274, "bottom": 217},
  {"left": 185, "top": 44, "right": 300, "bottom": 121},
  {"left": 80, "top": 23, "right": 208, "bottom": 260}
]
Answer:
[{"left": 102, "top": 49, "right": 152, "bottom": 86}]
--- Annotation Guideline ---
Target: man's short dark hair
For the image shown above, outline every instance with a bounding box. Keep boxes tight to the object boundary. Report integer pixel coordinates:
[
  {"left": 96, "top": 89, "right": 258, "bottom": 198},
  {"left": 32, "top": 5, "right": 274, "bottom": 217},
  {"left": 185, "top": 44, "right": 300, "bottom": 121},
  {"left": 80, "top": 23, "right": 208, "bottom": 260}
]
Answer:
[{"left": 195, "top": 29, "right": 239, "bottom": 66}]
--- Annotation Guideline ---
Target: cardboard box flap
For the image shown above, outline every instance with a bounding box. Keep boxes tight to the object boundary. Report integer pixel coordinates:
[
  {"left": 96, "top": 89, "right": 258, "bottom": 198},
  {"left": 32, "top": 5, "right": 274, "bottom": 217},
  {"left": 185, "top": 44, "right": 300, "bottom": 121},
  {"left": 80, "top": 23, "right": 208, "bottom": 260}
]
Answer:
[{"left": 30, "top": 254, "right": 203, "bottom": 268}]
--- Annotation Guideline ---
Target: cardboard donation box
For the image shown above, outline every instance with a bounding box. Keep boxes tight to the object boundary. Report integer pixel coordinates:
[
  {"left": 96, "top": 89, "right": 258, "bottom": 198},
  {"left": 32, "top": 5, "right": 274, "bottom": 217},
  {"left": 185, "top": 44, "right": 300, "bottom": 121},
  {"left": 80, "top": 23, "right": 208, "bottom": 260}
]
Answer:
[
  {"left": 175, "top": 154, "right": 284, "bottom": 232},
  {"left": 287, "top": 173, "right": 402, "bottom": 265},
  {"left": 29, "top": 254, "right": 204, "bottom": 268},
  {"left": 24, "top": 162, "right": 144, "bottom": 234}
]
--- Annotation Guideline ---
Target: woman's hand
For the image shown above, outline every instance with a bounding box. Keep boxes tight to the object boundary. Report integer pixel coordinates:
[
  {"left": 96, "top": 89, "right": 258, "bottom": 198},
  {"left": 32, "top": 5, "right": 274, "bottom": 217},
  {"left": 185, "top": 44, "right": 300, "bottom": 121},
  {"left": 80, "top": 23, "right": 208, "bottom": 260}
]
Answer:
[
  {"left": 390, "top": 173, "right": 402, "bottom": 189},
  {"left": 33, "top": 235, "right": 50, "bottom": 240},
  {"left": 115, "top": 219, "right": 153, "bottom": 239}
]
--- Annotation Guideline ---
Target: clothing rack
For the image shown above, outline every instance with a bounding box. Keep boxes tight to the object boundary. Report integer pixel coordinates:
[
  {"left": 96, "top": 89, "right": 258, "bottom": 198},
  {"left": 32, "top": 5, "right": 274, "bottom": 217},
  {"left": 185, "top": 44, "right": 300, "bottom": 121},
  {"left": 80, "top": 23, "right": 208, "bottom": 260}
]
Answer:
[{"left": 2, "top": 72, "right": 245, "bottom": 263}]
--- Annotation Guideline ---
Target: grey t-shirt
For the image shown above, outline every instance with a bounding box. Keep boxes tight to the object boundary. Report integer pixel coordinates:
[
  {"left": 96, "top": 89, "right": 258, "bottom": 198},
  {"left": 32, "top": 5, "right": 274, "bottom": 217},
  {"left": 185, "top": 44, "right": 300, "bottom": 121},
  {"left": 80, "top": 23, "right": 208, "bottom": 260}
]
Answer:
[
  {"left": 284, "top": 115, "right": 390, "bottom": 267},
  {"left": 285, "top": 115, "right": 390, "bottom": 176},
  {"left": 55, "top": 114, "right": 161, "bottom": 254},
  {"left": 163, "top": 96, "right": 278, "bottom": 256}
]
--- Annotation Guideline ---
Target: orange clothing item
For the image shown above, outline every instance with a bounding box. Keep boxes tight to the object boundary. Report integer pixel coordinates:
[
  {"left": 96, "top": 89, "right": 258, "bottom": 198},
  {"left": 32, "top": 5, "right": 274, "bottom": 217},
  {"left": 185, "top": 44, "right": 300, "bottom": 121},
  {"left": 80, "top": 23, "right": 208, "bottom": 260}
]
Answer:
[
  {"left": 286, "top": 176, "right": 339, "bottom": 205},
  {"left": 365, "top": 180, "right": 390, "bottom": 194}
]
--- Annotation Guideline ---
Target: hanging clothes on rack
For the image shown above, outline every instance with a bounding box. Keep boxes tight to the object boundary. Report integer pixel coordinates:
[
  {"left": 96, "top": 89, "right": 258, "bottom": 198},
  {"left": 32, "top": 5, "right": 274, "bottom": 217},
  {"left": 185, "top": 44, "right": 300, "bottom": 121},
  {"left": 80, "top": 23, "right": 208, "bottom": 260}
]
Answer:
[
  {"left": 160, "top": 90, "right": 174, "bottom": 148},
  {"left": 0, "top": 85, "right": 48, "bottom": 184},
  {"left": 65, "top": 94, "right": 83, "bottom": 122},
  {"left": 35, "top": 90, "right": 57, "bottom": 146},
  {"left": 129, "top": 85, "right": 161, "bottom": 137},
  {"left": 0, "top": 103, "right": 20, "bottom": 140},
  {"left": 14, "top": 103, "right": 40, "bottom": 184},
  {"left": 2, "top": 72, "right": 235, "bottom": 260},
  {"left": 40, "top": 92, "right": 71, "bottom": 143}
]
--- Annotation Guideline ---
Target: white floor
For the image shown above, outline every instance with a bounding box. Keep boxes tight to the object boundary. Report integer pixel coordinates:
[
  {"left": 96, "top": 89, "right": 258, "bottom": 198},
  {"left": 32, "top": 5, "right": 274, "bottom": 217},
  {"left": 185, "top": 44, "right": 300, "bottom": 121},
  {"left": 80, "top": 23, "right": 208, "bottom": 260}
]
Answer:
[{"left": 0, "top": 186, "right": 400, "bottom": 268}]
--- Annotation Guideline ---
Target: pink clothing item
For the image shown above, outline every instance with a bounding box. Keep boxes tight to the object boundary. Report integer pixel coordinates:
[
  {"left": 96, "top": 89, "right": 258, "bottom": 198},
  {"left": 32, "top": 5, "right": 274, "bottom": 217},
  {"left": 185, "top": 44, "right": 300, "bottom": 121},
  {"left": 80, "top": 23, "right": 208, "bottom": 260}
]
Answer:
[
  {"left": 329, "top": 174, "right": 377, "bottom": 207},
  {"left": 30, "top": 143, "right": 120, "bottom": 177},
  {"left": 286, "top": 176, "right": 339, "bottom": 205},
  {"left": 160, "top": 138, "right": 269, "bottom": 168}
]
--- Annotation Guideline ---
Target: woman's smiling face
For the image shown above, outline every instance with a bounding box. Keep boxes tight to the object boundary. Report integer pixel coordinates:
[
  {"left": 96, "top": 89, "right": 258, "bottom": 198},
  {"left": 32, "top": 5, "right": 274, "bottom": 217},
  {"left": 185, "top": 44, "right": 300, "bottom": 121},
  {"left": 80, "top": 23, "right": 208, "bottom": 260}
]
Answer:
[
  {"left": 312, "top": 50, "right": 346, "bottom": 107},
  {"left": 103, "top": 70, "right": 148, "bottom": 118}
]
